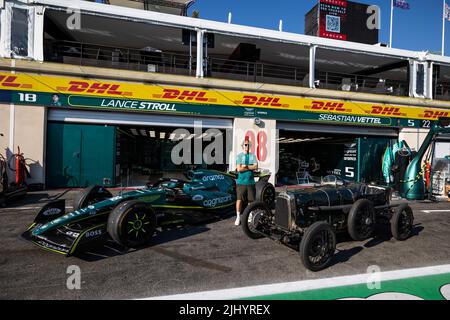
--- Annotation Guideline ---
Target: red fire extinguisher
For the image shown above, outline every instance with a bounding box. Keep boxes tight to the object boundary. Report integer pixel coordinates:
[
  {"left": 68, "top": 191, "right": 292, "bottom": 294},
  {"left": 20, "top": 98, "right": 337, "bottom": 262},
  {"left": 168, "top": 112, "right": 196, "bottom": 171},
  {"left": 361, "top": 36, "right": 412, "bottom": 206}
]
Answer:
[
  {"left": 425, "top": 160, "right": 431, "bottom": 191},
  {"left": 15, "top": 146, "right": 26, "bottom": 186}
]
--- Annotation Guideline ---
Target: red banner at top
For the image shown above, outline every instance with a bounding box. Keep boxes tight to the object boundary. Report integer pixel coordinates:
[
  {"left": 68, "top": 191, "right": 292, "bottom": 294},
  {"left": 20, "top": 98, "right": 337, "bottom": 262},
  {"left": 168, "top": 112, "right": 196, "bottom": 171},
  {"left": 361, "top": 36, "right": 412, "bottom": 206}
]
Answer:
[{"left": 320, "top": 0, "right": 347, "bottom": 7}]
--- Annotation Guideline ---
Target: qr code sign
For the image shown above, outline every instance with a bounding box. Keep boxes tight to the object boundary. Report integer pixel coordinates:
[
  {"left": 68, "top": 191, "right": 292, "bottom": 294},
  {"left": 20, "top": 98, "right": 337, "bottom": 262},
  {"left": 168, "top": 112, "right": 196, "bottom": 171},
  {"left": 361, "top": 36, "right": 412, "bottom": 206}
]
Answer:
[{"left": 326, "top": 15, "right": 340, "bottom": 33}]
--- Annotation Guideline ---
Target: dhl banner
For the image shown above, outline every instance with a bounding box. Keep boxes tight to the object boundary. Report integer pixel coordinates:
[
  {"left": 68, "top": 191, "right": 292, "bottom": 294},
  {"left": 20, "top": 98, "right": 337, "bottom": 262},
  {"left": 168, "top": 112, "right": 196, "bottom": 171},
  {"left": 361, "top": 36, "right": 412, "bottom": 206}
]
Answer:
[{"left": 0, "top": 71, "right": 449, "bottom": 128}]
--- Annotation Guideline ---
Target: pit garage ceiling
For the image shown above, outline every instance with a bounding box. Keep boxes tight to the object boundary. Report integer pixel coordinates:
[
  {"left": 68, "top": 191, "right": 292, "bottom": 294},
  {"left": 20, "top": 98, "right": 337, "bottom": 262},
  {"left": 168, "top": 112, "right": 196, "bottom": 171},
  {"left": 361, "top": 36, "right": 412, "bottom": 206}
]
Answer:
[
  {"left": 44, "top": 8, "right": 407, "bottom": 77},
  {"left": 47, "top": 109, "right": 233, "bottom": 128},
  {"left": 277, "top": 122, "right": 398, "bottom": 137},
  {"left": 45, "top": 9, "right": 189, "bottom": 52},
  {"left": 107, "top": 0, "right": 195, "bottom": 15}
]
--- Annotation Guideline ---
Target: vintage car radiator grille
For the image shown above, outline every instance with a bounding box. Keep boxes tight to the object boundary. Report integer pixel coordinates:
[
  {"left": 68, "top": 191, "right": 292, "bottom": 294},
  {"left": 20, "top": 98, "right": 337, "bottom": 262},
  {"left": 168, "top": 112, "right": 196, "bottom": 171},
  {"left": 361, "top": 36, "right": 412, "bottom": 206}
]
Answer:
[{"left": 275, "top": 194, "right": 291, "bottom": 229}]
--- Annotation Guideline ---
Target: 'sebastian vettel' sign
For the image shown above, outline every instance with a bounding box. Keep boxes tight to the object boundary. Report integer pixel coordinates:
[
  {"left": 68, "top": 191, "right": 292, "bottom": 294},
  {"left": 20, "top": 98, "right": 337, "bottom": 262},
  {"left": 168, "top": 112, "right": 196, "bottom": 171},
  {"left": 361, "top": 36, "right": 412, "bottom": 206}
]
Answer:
[{"left": 1, "top": 72, "right": 449, "bottom": 128}]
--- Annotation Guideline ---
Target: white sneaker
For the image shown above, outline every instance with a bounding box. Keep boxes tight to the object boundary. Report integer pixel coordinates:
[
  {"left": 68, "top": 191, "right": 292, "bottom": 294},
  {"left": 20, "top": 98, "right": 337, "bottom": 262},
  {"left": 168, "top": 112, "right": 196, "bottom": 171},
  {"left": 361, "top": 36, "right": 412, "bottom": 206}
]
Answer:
[{"left": 234, "top": 216, "right": 241, "bottom": 226}]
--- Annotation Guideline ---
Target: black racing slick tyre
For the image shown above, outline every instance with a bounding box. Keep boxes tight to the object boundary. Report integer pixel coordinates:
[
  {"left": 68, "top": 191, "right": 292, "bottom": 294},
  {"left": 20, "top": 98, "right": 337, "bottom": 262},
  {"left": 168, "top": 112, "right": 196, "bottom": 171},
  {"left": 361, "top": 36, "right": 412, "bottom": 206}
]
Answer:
[
  {"left": 299, "top": 221, "right": 336, "bottom": 272},
  {"left": 255, "top": 181, "right": 276, "bottom": 208},
  {"left": 347, "top": 199, "right": 375, "bottom": 241},
  {"left": 74, "top": 185, "right": 113, "bottom": 211},
  {"left": 241, "top": 201, "right": 271, "bottom": 239},
  {"left": 107, "top": 200, "right": 157, "bottom": 248},
  {"left": 391, "top": 204, "right": 414, "bottom": 241}
]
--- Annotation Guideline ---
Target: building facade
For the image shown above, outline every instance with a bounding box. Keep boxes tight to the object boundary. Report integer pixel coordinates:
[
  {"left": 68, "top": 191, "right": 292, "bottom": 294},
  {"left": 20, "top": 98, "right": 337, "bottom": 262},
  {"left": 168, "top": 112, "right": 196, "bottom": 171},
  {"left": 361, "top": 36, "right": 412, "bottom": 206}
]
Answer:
[{"left": 0, "top": 0, "right": 449, "bottom": 193}]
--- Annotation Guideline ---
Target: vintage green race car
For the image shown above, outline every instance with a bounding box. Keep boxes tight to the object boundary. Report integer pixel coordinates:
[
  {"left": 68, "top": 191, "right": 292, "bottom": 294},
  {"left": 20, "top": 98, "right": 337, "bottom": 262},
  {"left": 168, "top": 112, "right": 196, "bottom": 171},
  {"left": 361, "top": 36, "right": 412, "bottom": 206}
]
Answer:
[{"left": 22, "top": 169, "right": 275, "bottom": 256}]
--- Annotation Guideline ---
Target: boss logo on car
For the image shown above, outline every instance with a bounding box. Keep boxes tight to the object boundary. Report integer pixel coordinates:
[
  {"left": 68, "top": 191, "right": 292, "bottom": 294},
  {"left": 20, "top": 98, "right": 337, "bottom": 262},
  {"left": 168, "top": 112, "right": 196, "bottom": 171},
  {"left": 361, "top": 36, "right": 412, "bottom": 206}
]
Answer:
[
  {"left": 202, "top": 175, "right": 224, "bottom": 182},
  {"left": 85, "top": 229, "right": 103, "bottom": 238},
  {"left": 203, "top": 195, "right": 232, "bottom": 207}
]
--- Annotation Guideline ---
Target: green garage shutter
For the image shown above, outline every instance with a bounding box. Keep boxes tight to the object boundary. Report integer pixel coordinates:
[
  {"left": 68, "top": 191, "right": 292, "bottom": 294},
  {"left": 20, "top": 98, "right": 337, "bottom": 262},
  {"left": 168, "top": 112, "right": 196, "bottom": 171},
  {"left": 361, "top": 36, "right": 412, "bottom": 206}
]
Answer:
[{"left": 46, "top": 123, "right": 115, "bottom": 188}]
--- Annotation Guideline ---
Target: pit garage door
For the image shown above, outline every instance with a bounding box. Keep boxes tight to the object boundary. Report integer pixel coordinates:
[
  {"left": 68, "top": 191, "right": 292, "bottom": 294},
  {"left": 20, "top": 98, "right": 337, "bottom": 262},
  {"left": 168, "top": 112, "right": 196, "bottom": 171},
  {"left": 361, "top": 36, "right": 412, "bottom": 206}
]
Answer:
[
  {"left": 47, "top": 109, "right": 233, "bottom": 129},
  {"left": 276, "top": 122, "right": 398, "bottom": 185},
  {"left": 277, "top": 122, "right": 398, "bottom": 137},
  {"left": 46, "top": 109, "right": 233, "bottom": 188}
]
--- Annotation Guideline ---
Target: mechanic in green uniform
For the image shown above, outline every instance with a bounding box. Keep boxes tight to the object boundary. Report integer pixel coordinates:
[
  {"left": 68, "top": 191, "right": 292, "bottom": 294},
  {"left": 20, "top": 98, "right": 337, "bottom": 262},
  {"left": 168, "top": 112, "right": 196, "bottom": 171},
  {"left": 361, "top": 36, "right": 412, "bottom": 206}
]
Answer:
[{"left": 234, "top": 137, "right": 258, "bottom": 226}]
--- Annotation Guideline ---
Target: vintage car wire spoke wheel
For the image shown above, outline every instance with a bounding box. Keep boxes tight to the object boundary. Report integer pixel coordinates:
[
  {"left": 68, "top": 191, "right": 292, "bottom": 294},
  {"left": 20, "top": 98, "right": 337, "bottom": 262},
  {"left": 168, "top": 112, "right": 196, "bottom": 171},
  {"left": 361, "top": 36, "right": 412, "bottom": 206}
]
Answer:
[
  {"left": 247, "top": 209, "right": 264, "bottom": 234},
  {"left": 391, "top": 204, "right": 414, "bottom": 241},
  {"left": 261, "top": 184, "right": 276, "bottom": 207},
  {"left": 300, "top": 221, "right": 336, "bottom": 272},
  {"left": 256, "top": 182, "right": 276, "bottom": 208},
  {"left": 348, "top": 199, "right": 375, "bottom": 241},
  {"left": 242, "top": 202, "right": 270, "bottom": 239},
  {"left": 108, "top": 200, "right": 157, "bottom": 248}
]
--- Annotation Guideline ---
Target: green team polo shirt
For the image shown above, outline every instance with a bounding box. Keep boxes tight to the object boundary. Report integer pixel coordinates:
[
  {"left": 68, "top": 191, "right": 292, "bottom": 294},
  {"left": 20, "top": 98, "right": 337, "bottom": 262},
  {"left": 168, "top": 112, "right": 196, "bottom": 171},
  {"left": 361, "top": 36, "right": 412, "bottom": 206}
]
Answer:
[{"left": 236, "top": 152, "right": 257, "bottom": 185}]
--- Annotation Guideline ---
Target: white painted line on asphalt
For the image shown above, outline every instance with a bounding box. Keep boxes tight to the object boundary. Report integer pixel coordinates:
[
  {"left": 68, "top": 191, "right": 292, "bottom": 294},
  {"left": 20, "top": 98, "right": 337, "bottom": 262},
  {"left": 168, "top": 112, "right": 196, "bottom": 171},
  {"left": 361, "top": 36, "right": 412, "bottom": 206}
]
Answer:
[
  {"left": 421, "top": 210, "right": 450, "bottom": 213},
  {"left": 140, "top": 264, "right": 450, "bottom": 300}
]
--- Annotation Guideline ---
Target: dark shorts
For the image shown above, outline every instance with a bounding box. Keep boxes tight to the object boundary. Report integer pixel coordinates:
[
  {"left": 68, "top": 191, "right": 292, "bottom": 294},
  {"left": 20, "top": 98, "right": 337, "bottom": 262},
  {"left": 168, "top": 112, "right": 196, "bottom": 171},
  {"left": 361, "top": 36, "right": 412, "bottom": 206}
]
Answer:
[{"left": 236, "top": 184, "right": 256, "bottom": 202}]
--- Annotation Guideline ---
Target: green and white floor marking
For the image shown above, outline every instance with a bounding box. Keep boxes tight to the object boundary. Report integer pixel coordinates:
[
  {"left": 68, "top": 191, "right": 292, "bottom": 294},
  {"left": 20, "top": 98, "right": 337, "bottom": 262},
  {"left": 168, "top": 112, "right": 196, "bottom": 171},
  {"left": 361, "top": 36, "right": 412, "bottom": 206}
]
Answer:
[{"left": 144, "top": 264, "right": 450, "bottom": 300}]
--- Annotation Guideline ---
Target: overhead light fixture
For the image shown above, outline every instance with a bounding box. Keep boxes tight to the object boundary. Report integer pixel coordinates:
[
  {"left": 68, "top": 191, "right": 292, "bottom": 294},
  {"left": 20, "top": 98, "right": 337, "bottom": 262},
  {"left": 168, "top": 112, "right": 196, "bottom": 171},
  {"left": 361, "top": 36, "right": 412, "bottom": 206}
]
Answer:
[
  {"left": 130, "top": 128, "right": 138, "bottom": 136},
  {"left": 160, "top": 132, "right": 166, "bottom": 139},
  {"left": 202, "top": 132, "right": 212, "bottom": 140},
  {"left": 196, "top": 133, "right": 208, "bottom": 139},
  {"left": 149, "top": 131, "right": 156, "bottom": 138},
  {"left": 140, "top": 129, "right": 147, "bottom": 136}
]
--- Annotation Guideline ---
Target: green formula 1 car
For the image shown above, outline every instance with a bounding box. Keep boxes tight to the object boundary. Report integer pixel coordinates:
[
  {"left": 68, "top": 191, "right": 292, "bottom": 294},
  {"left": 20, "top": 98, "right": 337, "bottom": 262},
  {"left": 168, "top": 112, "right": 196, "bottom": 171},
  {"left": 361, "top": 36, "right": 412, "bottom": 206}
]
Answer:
[{"left": 22, "top": 169, "right": 275, "bottom": 256}]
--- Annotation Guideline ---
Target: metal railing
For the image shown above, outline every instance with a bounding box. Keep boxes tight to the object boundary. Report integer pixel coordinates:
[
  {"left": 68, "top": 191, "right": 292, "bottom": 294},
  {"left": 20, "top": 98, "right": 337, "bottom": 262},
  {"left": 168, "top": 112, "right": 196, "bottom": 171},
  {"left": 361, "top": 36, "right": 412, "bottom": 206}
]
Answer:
[
  {"left": 207, "top": 57, "right": 309, "bottom": 87},
  {"left": 44, "top": 40, "right": 196, "bottom": 76},
  {"left": 434, "top": 83, "right": 450, "bottom": 101},
  {"left": 44, "top": 40, "right": 409, "bottom": 97},
  {"left": 315, "top": 71, "right": 408, "bottom": 97}
]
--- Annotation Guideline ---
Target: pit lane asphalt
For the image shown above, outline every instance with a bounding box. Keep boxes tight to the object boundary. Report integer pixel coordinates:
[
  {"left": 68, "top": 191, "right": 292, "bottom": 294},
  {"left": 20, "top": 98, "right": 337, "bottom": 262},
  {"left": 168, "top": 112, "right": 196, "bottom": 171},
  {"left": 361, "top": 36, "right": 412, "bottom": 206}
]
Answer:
[{"left": 0, "top": 190, "right": 449, "bottom": 300}]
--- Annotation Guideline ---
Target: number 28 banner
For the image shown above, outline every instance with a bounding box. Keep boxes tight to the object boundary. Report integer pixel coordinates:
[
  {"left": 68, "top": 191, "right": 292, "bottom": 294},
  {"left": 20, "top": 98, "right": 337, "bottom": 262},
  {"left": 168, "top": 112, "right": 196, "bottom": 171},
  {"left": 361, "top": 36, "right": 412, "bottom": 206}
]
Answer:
[{"left": 230, "top": 119, "right": 278, "bottom": 184}]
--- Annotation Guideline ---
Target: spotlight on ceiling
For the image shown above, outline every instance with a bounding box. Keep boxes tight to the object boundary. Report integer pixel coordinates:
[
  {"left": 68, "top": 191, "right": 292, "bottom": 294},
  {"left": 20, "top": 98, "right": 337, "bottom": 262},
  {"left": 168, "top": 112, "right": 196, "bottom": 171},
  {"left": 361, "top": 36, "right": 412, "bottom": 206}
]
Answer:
[{"left": 130, "top": 128, "right": 138, "bottom": 136}]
